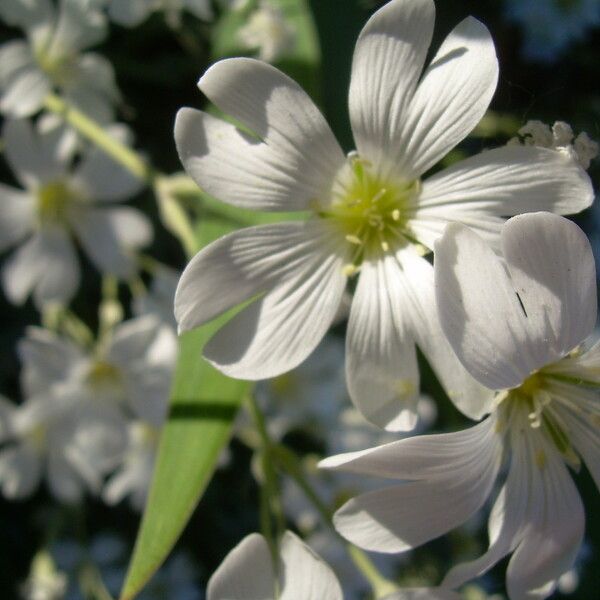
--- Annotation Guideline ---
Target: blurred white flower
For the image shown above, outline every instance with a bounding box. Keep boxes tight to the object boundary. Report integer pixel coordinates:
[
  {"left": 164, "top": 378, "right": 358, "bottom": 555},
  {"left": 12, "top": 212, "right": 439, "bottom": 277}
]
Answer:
[
  {"left": 20, "top": 551, "right": 67, "bottom": 600},
  {"left": 174, "top": 0, "right": 593, "bottom": 432},
  {"left": 0, "top": 118, "right": 150, "bottom": 308},
  {"left": 0, "top": 384, "right": 127, "bottom": 503},
  {"left": 107, "top": 0, "right": 212, "bottom": 29},
  {"left": 323, "top": 213, "right": 600, "bottom": 600},
  {"left": 133, "top": 264, "right": 179, "bottom": 330},
  {"left": 238, "top": 1, "right": 296, "bottom": 63},
  {"left": 0, "top": 0, "right": 118, "bottom": 120},
  {"left": 0, "top": 314, "right": 175, "bottom": 502}
]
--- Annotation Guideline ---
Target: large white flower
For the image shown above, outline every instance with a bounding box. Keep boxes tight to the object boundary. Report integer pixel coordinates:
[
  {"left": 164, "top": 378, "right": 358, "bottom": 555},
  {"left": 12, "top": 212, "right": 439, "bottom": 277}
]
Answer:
[
  {"left": 0, "top": 118, "right": 150, "bottom": 308},
  {"left": 0, "top": 0, "right": 119, "bottom": 120},
  {"left": 321, "top": 213, "right": 599, "bottom": 600},
  {"left": 207, "top": 530, "right": 459, "bottom": 600},
  {"left": 174, "top": 0, "right": 593, "bottom": 431}
]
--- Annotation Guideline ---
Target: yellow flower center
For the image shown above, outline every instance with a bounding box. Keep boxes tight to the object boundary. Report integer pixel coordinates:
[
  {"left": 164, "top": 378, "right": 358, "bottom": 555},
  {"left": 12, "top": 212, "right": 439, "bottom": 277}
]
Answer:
[
  {"left": 33, "top": 42, "right": 76, "bottom": 86},
  {"left": 86, "top": 360, "right": 122, "bottom": 389},
  {"left": 315, "top": 154, "right": 420, "bottom": 270},
  {"left": 36, "top": 181, "right": 77, "bottom": 225},
  {"left": 500, "top": 370, "right": 579, "bottom": 468}
]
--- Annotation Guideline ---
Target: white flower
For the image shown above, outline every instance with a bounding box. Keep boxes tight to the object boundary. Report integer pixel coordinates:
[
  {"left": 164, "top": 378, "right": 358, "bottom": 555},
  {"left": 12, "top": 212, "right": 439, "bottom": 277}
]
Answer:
[
  {"left": 0, "top": 385, "right": 128, "bottom": 503},
  {"left": 321, "top": 213, "right": 600, "bottom": 600},
  {"left": 0, "top": 0, "right": 118, "bottom": 120},
  {"left": 238, "top": 0, "right": 296, "bottom": 63},
  {"left": 0, "top": 118, "right": 150, "bottom": 308},
  {"left": 107, "top": 0, "right": 212, "bottom": 29},
  {"left": 133, "top": 264, "right": 180, "bottom": 330},
  {"left": 174, "top": 0, "right": 593, "bottom": 431},
  {"left": 207, "top": 531, "right": 343, "bottom": 600}
]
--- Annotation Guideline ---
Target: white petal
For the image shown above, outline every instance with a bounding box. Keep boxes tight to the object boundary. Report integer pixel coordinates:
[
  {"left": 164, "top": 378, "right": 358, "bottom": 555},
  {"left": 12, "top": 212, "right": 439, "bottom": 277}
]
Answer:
[
  {"left": 397, "top": 247, "right": 496, "bottom": 420},
  {"left": 0, "top": 0, "right": 53, "bottom": 28},
  {"left": 345, "top": 255, "right": 420, "bottom": 431},
  {"left": 0, "top": 183, "right": 34, "bottom": 252},
  {"left": 416, "top": 146, "right": 594, "bottom": 243},
  {"left": 0, "top": 443, "right": 41, "bottom": 499},
  {"left": 47, "top": 449, "right": 85, "bottom": 503},
  {"left": 506, "top": 436, "right": 585, "bottom": 600},
  {"left": 72, "top": 138, "right": 142, "bottom": 202},
  {"left": 71, "top": 206, "right": 151, "bottom": 278},
  {"left": 47, "top": 0, "right": 107, "bottom": 54},
  {"left": 434, "top": 223, "right": 542, "bottom": 390},
  {"left": 502, "top": 213, "right": 597, "bottom": 359},
  {"left": 0, "top": 66, "right": 50, "bottom": 117},
  {"left": 323, "top": 418, "right": 502, "bottom": 553},
  {"left": 442, "top": 429, "right": 531, "bottom": 589},
  {"left": 279, "top": 531, "right": 343, "bottom": 600},
  {"left": 203, "top": 228, "right": 346, "bottom": 379},
  {"left": 2, "top": 227, "right": 80, "bottom": 307},
  {"left": 176, "top": 58, "right": 344, "bottom": 211},
  {"left": 2, "top": 118, "right": 64, "bottom": 188},
  {"left": 397, "top": 17, "right": 498, "bottom": 178},
  {"left": 108, "top": 0, "right": 150, "bottom": 27},
  {"left": 175, "top": 220, "right": 344, "bottom": 330},
  {"left": 349, "top": 0, "right": 434, "bottom": 176},
  {"left": 18, "top": 326, "right": 85, "bottom": 396},
  {"left": 0, "top": 40, "right": 33, "bottom": 86},
  {"left": 107, "top": 315, "right": 162, "bottom": 367},
  {"left": 207, "top": 533, "right": 275, "bottom": 600}
]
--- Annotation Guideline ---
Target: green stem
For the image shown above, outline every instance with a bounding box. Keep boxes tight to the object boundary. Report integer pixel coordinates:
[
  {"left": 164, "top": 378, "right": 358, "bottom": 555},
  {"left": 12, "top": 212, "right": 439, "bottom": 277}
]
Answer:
[
  {"left": 246, "top": 396, "right": 286, "bottom": 559},
  {"left": 272, "top": 445, "right": 398, "bottom": 599},
  {"left": 44, "top": 94, "right": 155, "bottom": 184}
]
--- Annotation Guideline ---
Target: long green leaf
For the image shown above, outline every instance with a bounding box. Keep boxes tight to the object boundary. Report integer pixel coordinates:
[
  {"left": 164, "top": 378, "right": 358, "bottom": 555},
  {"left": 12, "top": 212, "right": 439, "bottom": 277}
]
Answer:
[{"left": 119, "top": 217, "right": 251, "bottom": 600}]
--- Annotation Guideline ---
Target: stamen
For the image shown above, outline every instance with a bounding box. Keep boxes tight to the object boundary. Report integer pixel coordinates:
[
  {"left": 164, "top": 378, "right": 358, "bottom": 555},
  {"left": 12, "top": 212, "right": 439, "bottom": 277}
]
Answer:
[
  {"left": 345, "top": 234, "right": 363, "bottom": 246},
  {"left": 391, "top": 209, "right": 400, "bottom": 221},
  {"left": 342, "top": 264, "right": 359, "bottom": 277}
]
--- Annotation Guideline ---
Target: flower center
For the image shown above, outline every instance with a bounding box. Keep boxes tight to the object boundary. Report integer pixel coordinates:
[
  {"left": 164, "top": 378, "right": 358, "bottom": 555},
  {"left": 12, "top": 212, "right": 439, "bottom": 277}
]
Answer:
[
  {"left": 86, "top": 360, "right": 122, "bottom": 389},
  {"left": 315, "top": 153, "right": 419, "bottom": 269},
  {"left": 36, "top": 181, "right": 77, "bottom": 225},
  {"left": 500, "top": 370, "right": 579, "bottom": 467},
  {"left": 33, "top": 40, "right": 76, "bottom": 86}
]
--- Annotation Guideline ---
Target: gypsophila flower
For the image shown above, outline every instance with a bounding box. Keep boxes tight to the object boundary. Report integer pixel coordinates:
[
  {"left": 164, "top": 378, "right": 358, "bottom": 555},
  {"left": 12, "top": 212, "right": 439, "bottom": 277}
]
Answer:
[
  {"left": 237, "top": 0, "right": 296, "bottom": 63},
  {"left": 106, "top": 0, "right": 212, "bottom": 29},
  {"left": 175, "top": 0, "right": 593, "bottom": 431},
  {"left": 322, "top": 213, "right": 600, "bottom": 600},
  {"left": 0, "top": 0, "right": 119, "bottom": 120},
  {"left": 0, "top": 118, "right": 150, "bottom": 308},
  {"left": 508, "top": 120, "right": 599, "bottom": 169}
]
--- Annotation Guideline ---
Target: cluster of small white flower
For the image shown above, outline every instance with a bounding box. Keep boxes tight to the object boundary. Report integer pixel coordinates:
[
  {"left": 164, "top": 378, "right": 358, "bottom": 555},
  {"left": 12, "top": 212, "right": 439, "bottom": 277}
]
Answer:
[{"left": 0, "top": 0, "right": 598, "bottom": 599}]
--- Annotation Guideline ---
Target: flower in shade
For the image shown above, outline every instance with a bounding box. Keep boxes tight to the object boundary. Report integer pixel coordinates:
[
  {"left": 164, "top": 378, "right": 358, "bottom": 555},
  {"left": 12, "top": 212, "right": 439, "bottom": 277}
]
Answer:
[
  {"left": 0, "top": 118, "right": 150, "bottom": 308},
  {"left": 0, "top": 0, "right": 119, "bottom": 120},
  {"left": 321, "top": 213, "right": 599, "bottom": 600},
  {"left": 174, "top": 0, "right": 593, "bottom": 431}
]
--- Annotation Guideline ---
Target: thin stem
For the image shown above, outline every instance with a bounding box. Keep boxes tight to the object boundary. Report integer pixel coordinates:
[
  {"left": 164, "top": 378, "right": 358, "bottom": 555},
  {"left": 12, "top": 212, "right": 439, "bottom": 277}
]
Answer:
[
  {"left": 246, "top": 396, "right": 286, "bottom": 560},
  {"left": 44, "top": 94, "right": 155, "bottom": 184},
  {"left": 272, "top": 444, "right": 398, "bottom": 599}
]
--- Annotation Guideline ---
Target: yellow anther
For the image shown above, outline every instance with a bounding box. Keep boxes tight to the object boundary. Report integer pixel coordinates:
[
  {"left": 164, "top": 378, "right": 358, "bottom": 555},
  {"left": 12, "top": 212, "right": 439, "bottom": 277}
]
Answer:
[
  {"left": 345, "top": 234, "right": 363, "bottom": 246},
  {"left": 342, "top": 263, "right": 360, "bottom": 277},
  {"left": 381, "top": 241, "right": 390, "bottom": 252},
  {"left": 391, "top": 209, "right": 401, "bottom": 221}
]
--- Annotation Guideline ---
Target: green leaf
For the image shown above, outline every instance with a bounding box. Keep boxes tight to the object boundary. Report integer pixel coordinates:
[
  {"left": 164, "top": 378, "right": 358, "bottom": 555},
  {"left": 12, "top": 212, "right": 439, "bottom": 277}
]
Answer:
[
  {"left": 211, "top": 0, "right": 321, "bottom": 99},
  {"left": 119, "top": 218, "right": 250, "bottom": 600}
]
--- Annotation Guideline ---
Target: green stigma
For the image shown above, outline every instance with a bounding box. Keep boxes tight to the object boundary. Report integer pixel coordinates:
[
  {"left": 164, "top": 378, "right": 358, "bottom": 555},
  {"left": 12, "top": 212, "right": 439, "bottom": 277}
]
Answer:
[{"left": 316, "top": 154, "right": 420, "bottom": 269}]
